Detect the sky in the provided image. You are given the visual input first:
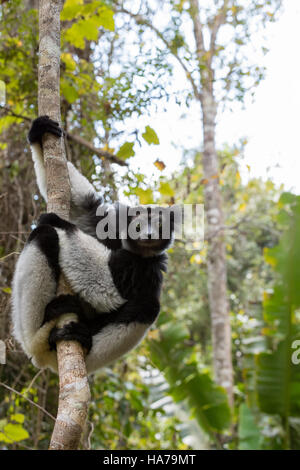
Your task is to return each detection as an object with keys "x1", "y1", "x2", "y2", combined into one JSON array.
[{"x1": 130, "y1": 0, "x2": 300, "y2": 194}]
